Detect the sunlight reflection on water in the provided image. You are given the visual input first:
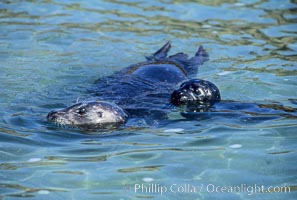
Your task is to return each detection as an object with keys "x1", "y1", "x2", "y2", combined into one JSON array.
[{"x1": 0, "y1": 0, "x2": 297, "y2": 199}]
